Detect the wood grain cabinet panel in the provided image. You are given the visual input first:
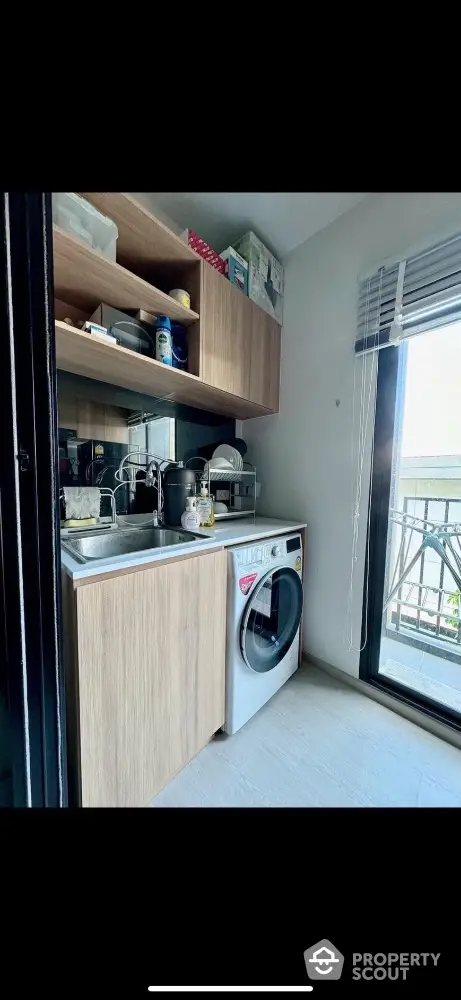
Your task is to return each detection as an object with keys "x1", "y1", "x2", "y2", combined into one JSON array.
[
  {"x1": 199, "y1": 262, "x2": 250, "y2": 401},
  {"x1": 199, "y1": 263, "x2": 281, "y2": 412},
  {"x1": 72, "y1": 549, "x2": 227, "y2": 807},
  {"x1": 244, "y1": 294, "x2": 281, "y2": 412}
]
